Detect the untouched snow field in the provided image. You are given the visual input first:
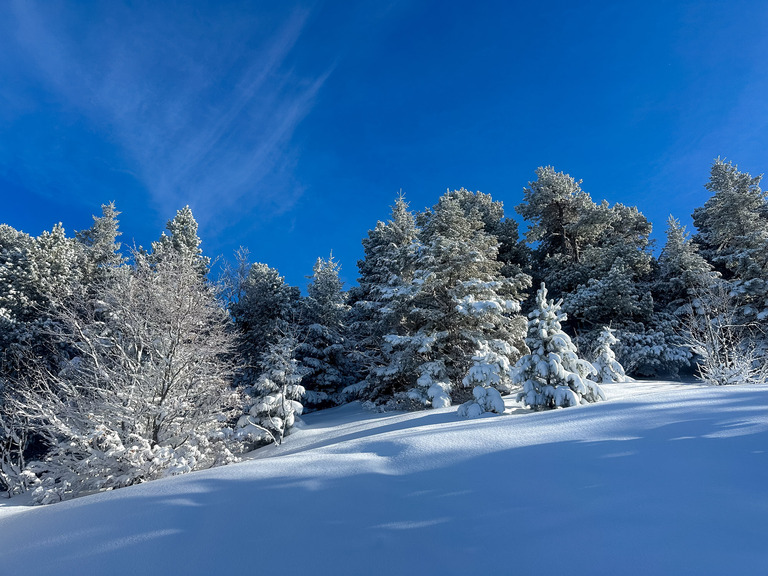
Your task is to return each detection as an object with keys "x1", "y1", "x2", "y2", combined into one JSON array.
[{"x1": 1, "y1": 380, "x2": 767, "y2": 575}]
